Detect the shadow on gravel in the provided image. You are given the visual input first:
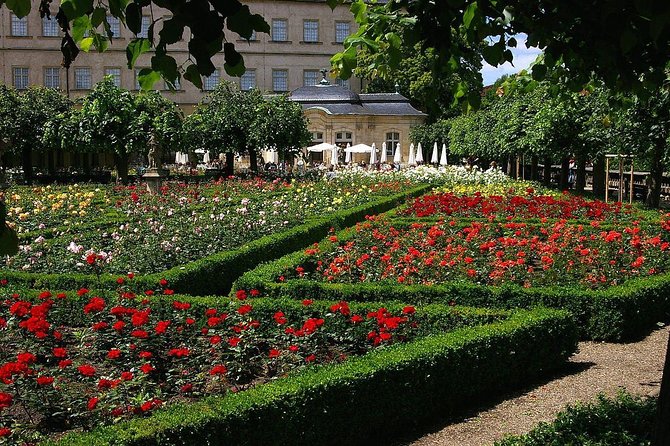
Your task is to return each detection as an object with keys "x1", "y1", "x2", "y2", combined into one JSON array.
[{"x1": 388, "y1": 361, "x2": 596, "y2": 446}]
